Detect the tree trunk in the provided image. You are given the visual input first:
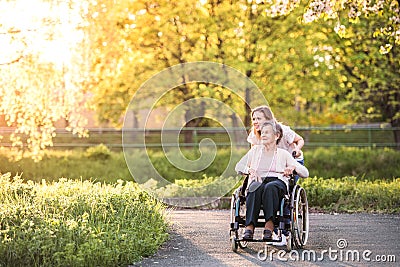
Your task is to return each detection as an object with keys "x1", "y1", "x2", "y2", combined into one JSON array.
[
  {"x1": 230, "y1": 112, "x2": 239, "y2": 146},
  {"x1": 391, "y1": 118, "x2": 400, "y2": 150},
  {"x1": 183, "y1": 101, "x2": 206, "y2": 144},
  {"x1": 244, "y1": 87, "x2": 251, "y2": 128}
]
